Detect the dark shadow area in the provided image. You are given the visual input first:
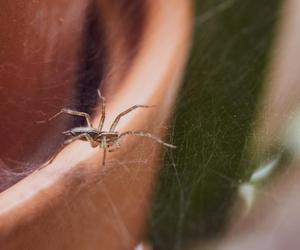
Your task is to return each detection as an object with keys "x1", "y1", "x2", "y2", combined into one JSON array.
[{"x1": 74, "y1": 2, "x2": 106, "y2": 124}]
